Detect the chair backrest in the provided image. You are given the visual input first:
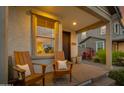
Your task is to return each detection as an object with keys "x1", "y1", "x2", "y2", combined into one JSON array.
[
  {"x1": 54, "y1": 51, "x2": 66, "y2": 70},
  {"x1": 14, "y1": 51, "x2": 35, "y2": 74},
  {"x1": 55, "y1": 51, "x2": 65, "y2": 61}
]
